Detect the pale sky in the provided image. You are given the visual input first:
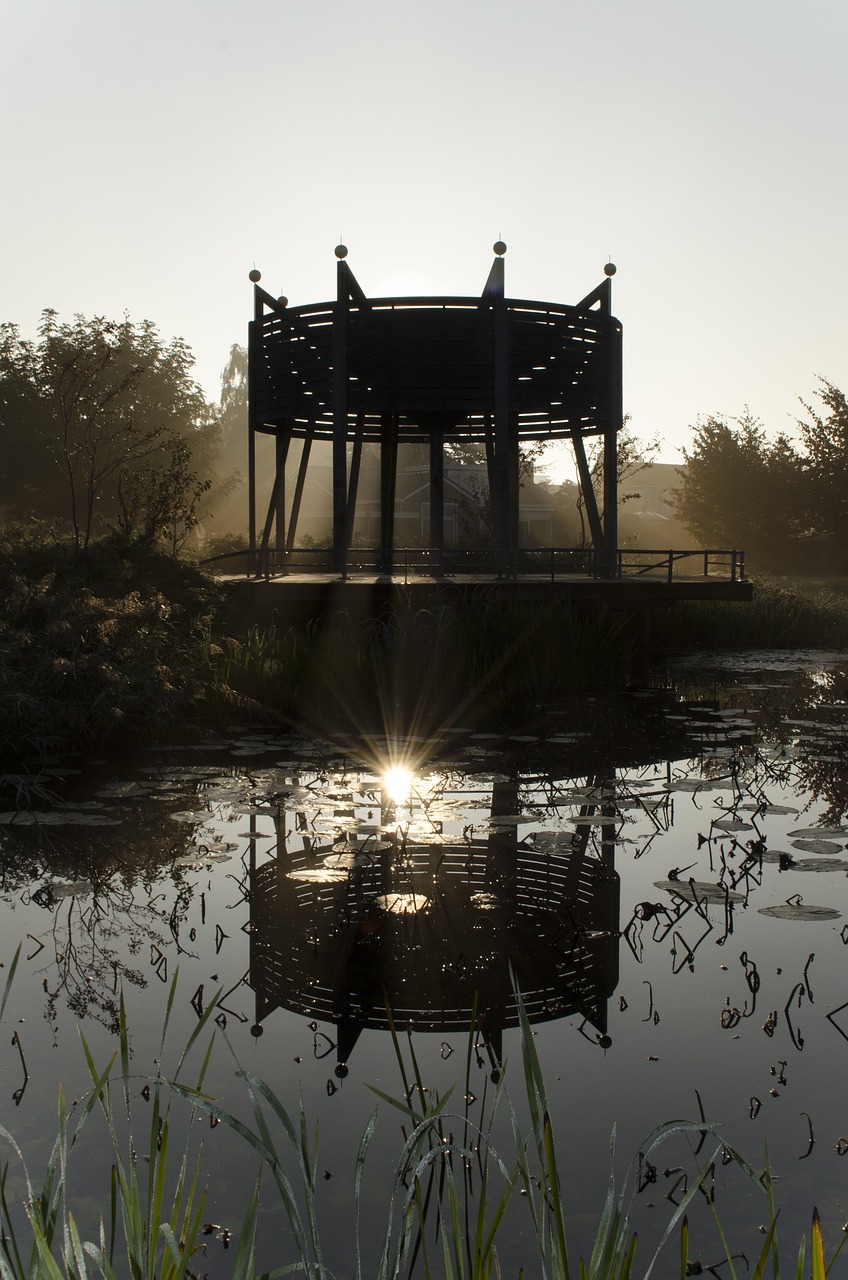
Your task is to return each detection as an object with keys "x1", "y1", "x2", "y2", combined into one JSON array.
[{"x1": 3, "y1": 0, "x2": 846, "y2": 480}]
